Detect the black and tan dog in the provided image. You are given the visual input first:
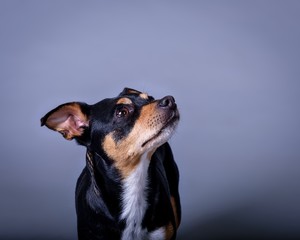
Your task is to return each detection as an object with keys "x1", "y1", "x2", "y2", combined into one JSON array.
[{"x1": 41, "y1": 88, "x2": 181, "y2": 240}]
